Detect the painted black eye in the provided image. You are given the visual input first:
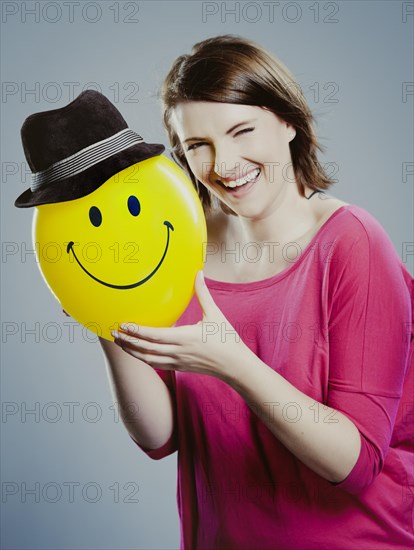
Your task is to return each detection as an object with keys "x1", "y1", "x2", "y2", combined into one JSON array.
[
  {"x1": 128, "y1": 195, "x2": 140, "y2": 216},
  {"x1": 89, "y1": 206, "x2": 102, "y2": 227}
]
